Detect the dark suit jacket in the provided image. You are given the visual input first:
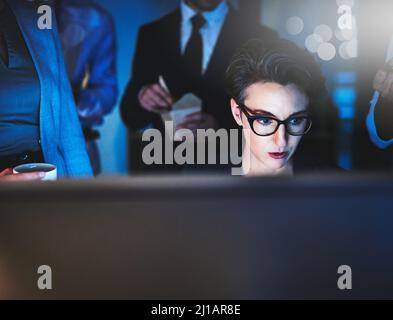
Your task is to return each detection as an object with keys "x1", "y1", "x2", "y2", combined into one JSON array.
[{"x1": 120, "y1": 7, "x2": 277, "y2": 132}]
